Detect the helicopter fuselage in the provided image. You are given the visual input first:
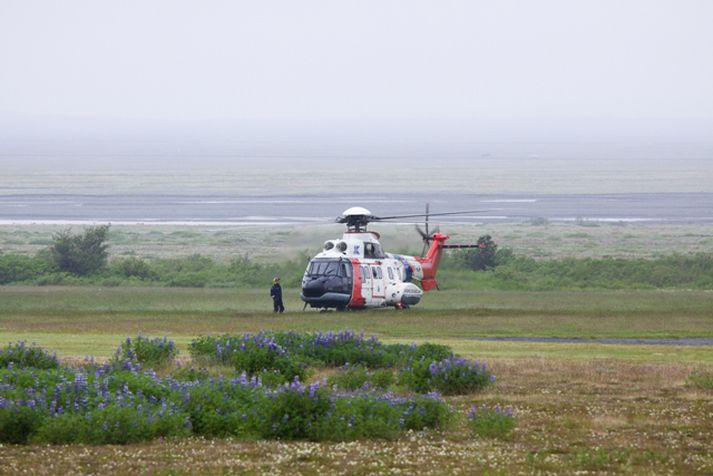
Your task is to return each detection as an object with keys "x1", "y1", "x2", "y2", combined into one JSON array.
[{"x1": 300, "y1": 230, "x2": 444, "y2": 310}]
